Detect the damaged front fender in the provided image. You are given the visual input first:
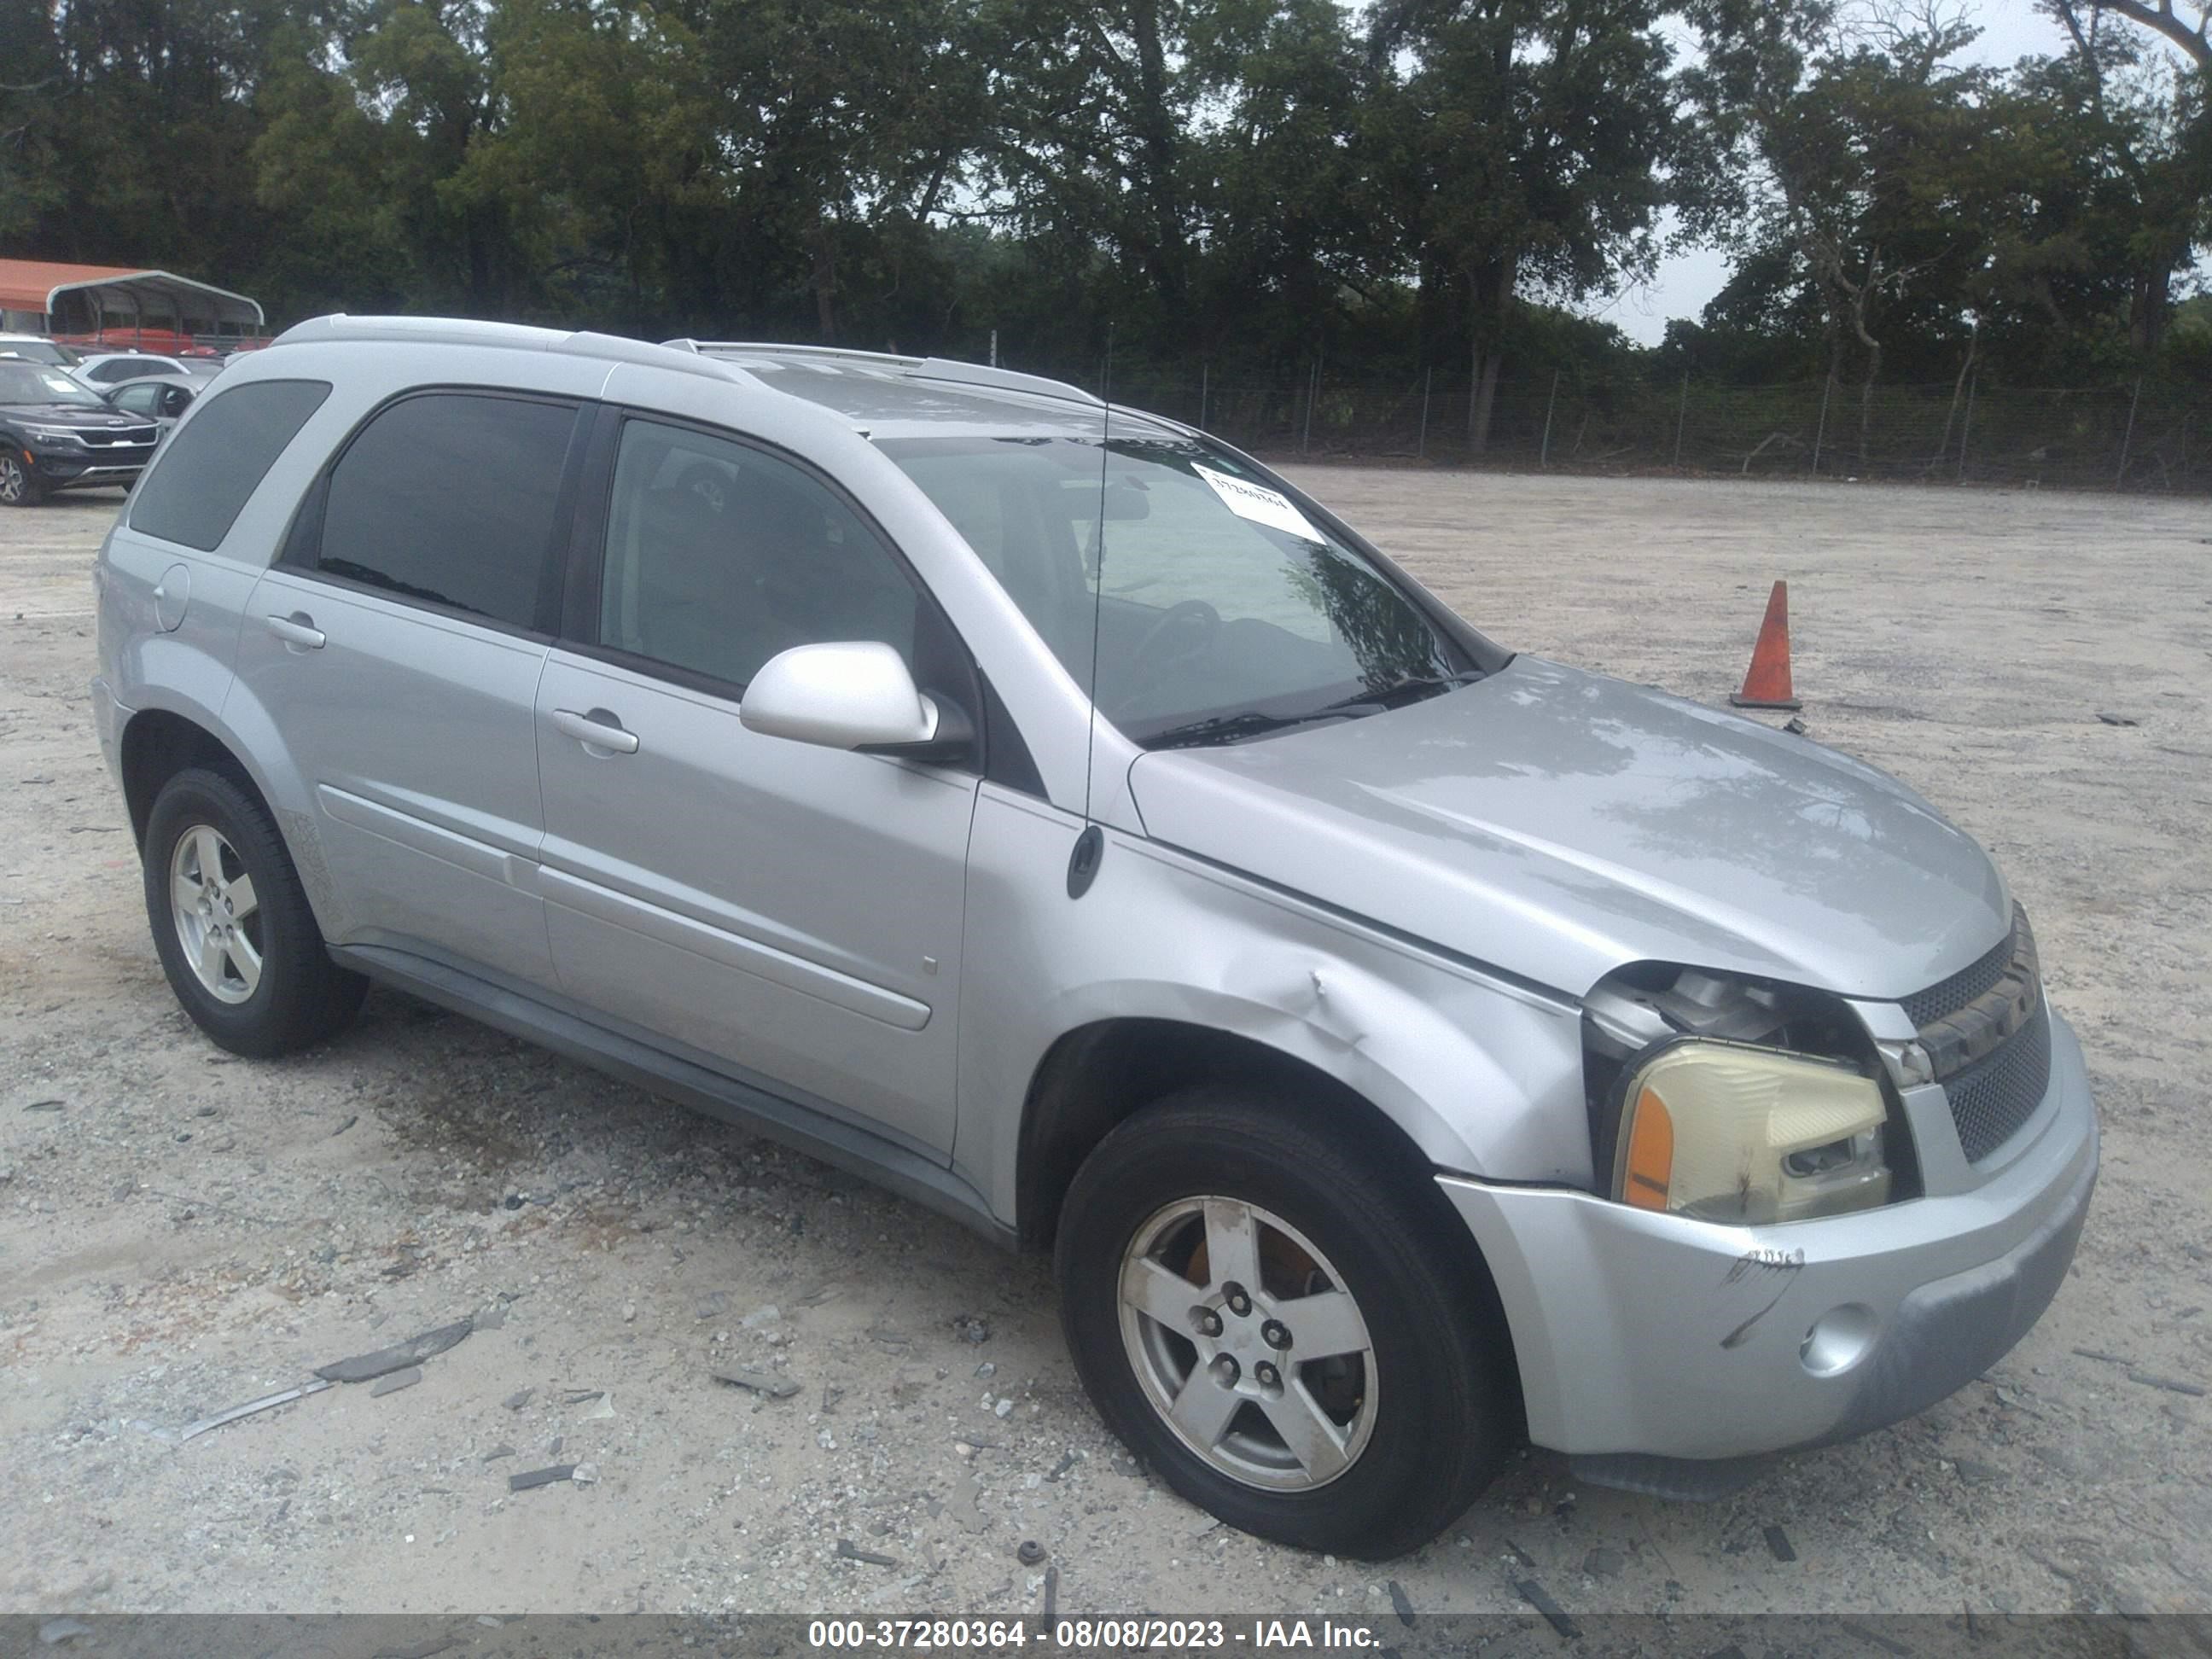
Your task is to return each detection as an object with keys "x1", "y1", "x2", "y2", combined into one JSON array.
[{"x1": 955, "y1": 786, "x2": 1592, "y2": 1230}]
